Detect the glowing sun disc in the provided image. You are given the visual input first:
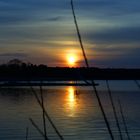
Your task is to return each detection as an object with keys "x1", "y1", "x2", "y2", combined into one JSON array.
[{"x1": 67, "y1": 55, "x2": 76, "y2": 66}]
